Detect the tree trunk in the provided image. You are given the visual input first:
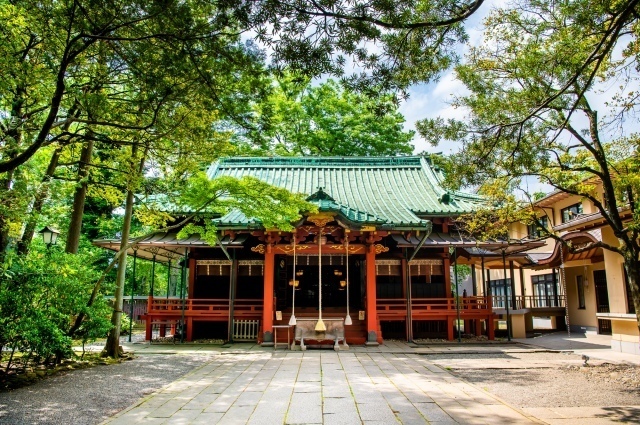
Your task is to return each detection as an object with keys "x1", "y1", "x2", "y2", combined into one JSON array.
[
  {"x1": 623, "y1": 252, "x2": 640, "y2": 335},
  {"x1": 0, "y1": 171, "x2": 14, "y2": 261},
  {"x1": 103, "y1": 185, "x2": 134, "y2": 358},
  {"x1": 66, "y1": 139, "x2": 94, "y2": 254},
  {"x1": 104, "y1": 143, "x2": 146, "y2": 358},
  {"x1": 16, "y1": 147, "x2": 62, "y2": 255}
]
